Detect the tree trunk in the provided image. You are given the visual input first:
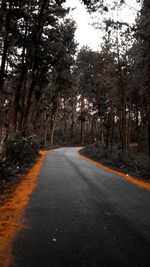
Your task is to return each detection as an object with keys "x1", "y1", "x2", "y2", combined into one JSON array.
[
  {"x1": 117, "y1": 35, "x2": 127, "y2": 150},
  {"x1": 135, "y1": 90, "x2": 140, "y2": 149},
  {"x1": 71, "y1": 110, "x2": 74, "y2": 145},
  {"x1": 80, "y1": 96, "x2": 85, "y2": 146},
  {"x1": 147, "y1": 90, "x2": 150, "y2": 156},
  {"x1": 91, "y1": 115, "x2": 95, "y2": 142},
  {"x1": 101, "y1": 119, "x2": 105, "y2": 144},
  {"x1": 127, "y1": 108, "x2": 131, "y2": 148},
  {"x1": 44, "y1": 119, "x2": 49, "y2": 147},
  {"x1": 111, "y1": 113, "x2": 114, "y2": 149},
  {"x1": 17, "y1": 72, "x2": 28, "y2": 131},
  {"x1": 21, "y1": 0, "x2": 50, "y2": 135},
  {"x1": 14, "y1": 20, "x2": 29, "y2": 132},
  {"x1": 50, "y1": 97, "x2": 60, "y2": 146},
  {"x1": 63, "y1": 111, "x2": 67, "y2": 144},
  {"x1": 0, "y1": 101, "x2": 14, "y2": 159},
  {"x1": 21, "y1": 78, "x2": 36, "y2": 135},
  {"x1": 0, "y1": 32, "x2": 8, "y2": 95},
  {"x1": 106, "y1": 112, "x2": 110, "y2": 148},
  {"x1": 0, "y1": 123, "x2": 9, "y2": 159},
  {"x1": 0, "y1": 1, "x2": 12, "y2": 95},
  {"x1": 0, "y1": 0, "x2": 6, "y2": 35},
  {"x1": 81, "y1": 120, "x2": 85, "y2": 146}
]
